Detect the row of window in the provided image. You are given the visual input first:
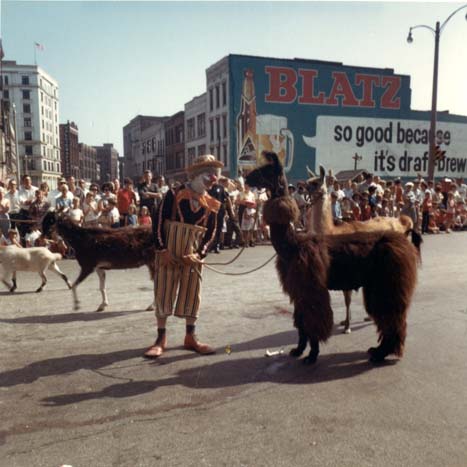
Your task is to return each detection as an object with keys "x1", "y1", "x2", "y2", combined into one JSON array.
[
  {"x1": 142, "y1": 138, "x2": 165, "y2": 156},
  {"x1": 186, "y1": 144, "x2": 207, "y2": 165},
  {"x1": 209, "y1": 114, "x2": 228, "y2": 142},
  {"x1": 209, "y1": 82, "x2": 227, "y2": 111},
  {"x1": 166, "y1": 124, "x2": 184, "y2": 146},
  {"x1": 186, "y1": 113, "x2": 206, "y2": 141}
]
